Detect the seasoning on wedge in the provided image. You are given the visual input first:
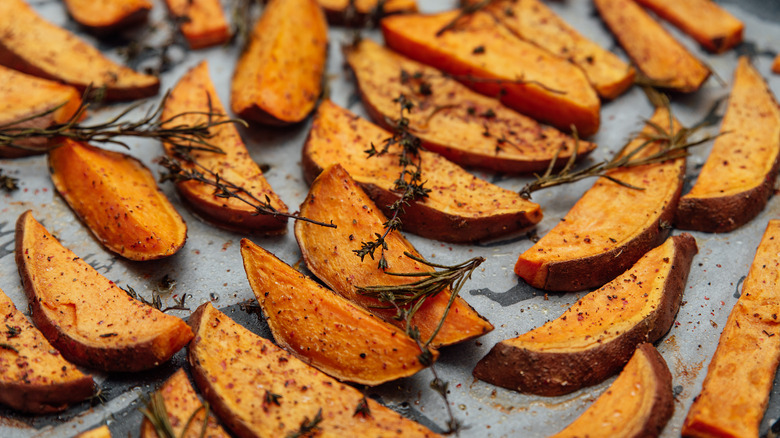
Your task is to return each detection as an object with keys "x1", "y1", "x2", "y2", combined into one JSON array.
[
  {"x1": 231, "y1": 0, "x2": 327, "y2": 125},
  {"x1": 241, "y1": 239, "x2": 434, "y2": 385},
  {"x1": 188, "y1": 303, "x2": 442, "y2": 438},
  {"x1": 594, "y1": 0, "x2": 710, "y2": 93},
  {"x1": 63, "y1": 0, "x2": 152, "y2": 33},
  {"x1": 479, "y1": 0, "x2": 635, "y2": 99},
  {"x1": 675, "y1": 57, "x2": 780, "y2": 233},
  {"x1": 162, "y1": 61, "x2": 288, "y2": 233},
  {"x1": 381, "y1": 10, "x2": 601, "y2": 136},
  {"x1": 303, "y1": 100, "x2": 542, "y2": 242},
  {"x1": 0, "y1": 0, "x2": 159, "y2": 101},
  {"x1": 0, "y1": 65, "x2": 82, "y2": 158},
  {"x1": 0, "y1": 286, "x2": 94, "y2": 414},
  {"x1": 49, "y1": 139, "x2": 187, "y2": 261},
  {"x1": 295, "y1": 164, "x2": 493, "y2": 348},
  {"x1": 515, "y1": 108, "x2": 686, "y2": 292},
  {"x1": 476, "y1": 234, "x2": 696, "y2": 396},
  {"x1": 163, "y1": 0, "x2": 230, "y2": 49},
  {"x1": 683, "y1": 220, "x2": 780, "y2": 438},
  {"x1": 344, "y1": 39, "x2": 595, "y2": 173},
  {"x1": 634, "y1": 0, "x2": 743, "y2": 53},
  {"x1": 140, "y1": 369, "x2": 229, "y2": 438},
  {"x1": 549, "y1": 344, "x2": 674, "y2": 438},
  {"x1": 317, "y1": 0, "x2": 417, "y2": 24},
  {"x1": 76, "y1": 425, "x2": 112, "y2": 438}
]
